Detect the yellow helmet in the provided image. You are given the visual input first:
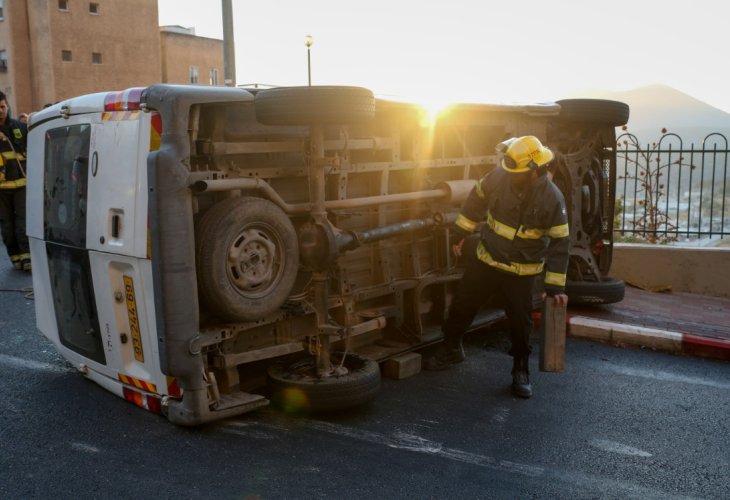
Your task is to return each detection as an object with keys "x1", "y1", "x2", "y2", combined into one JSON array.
[{"x1": 498, "y1": 136, "x2": 554, "y2": 174}]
